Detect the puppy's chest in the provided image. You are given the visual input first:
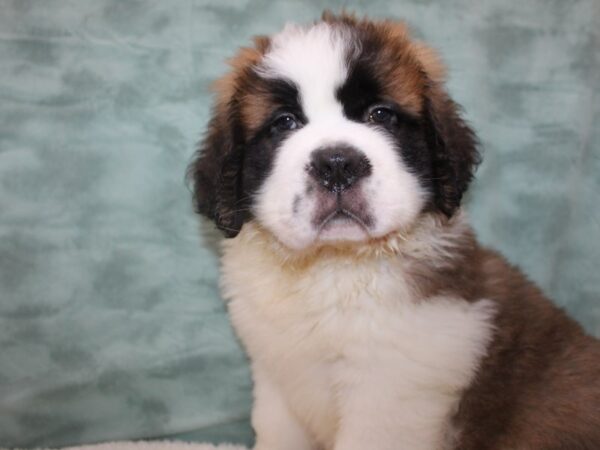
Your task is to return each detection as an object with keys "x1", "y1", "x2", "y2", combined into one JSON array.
[
  {"x1": 224, "y1": 252, "x2": 410, "y2": 359},
  {"x1": 224, "y1": 256, "x2": 476, "y2": 373},
  {"x1": 220, "y1": 235, "x2": 494, "y2": 449},
  {"x1": 223, "y1": 254, "x2": 414, "y2": 442}
]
